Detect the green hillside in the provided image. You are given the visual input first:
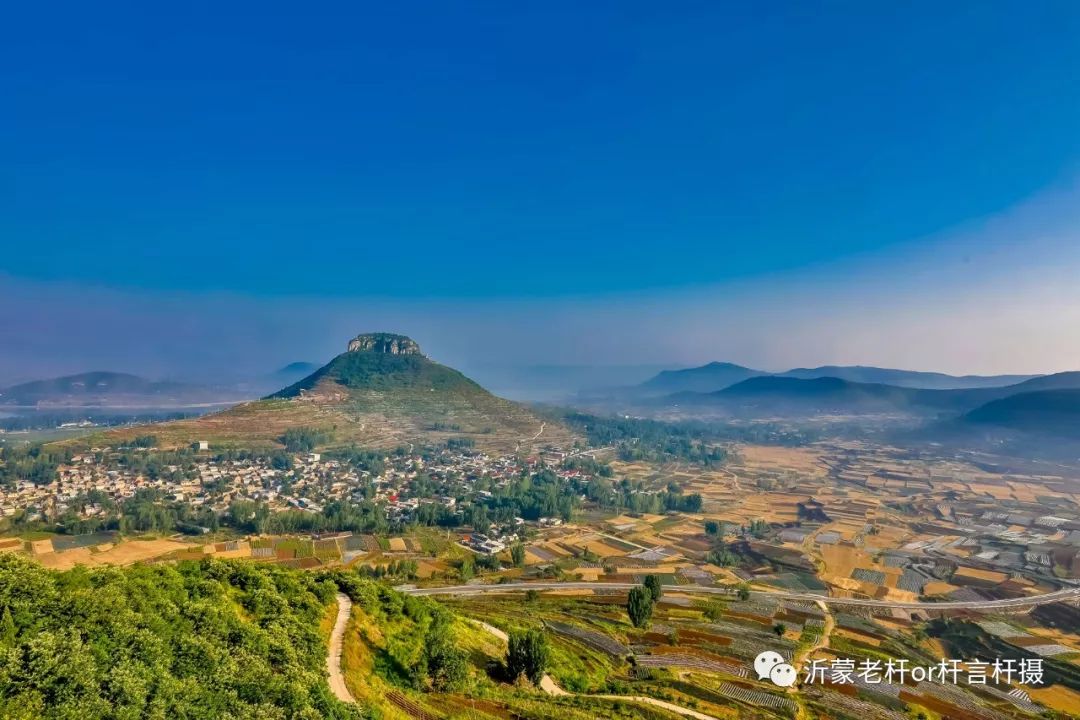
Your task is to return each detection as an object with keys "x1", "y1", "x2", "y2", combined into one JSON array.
[
  {"x1": 271, "y1": 343, "x2": 480, "y2": 397},
  {"x1": 0, "y1": 554, "x2": 360, "y2": 720}
]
